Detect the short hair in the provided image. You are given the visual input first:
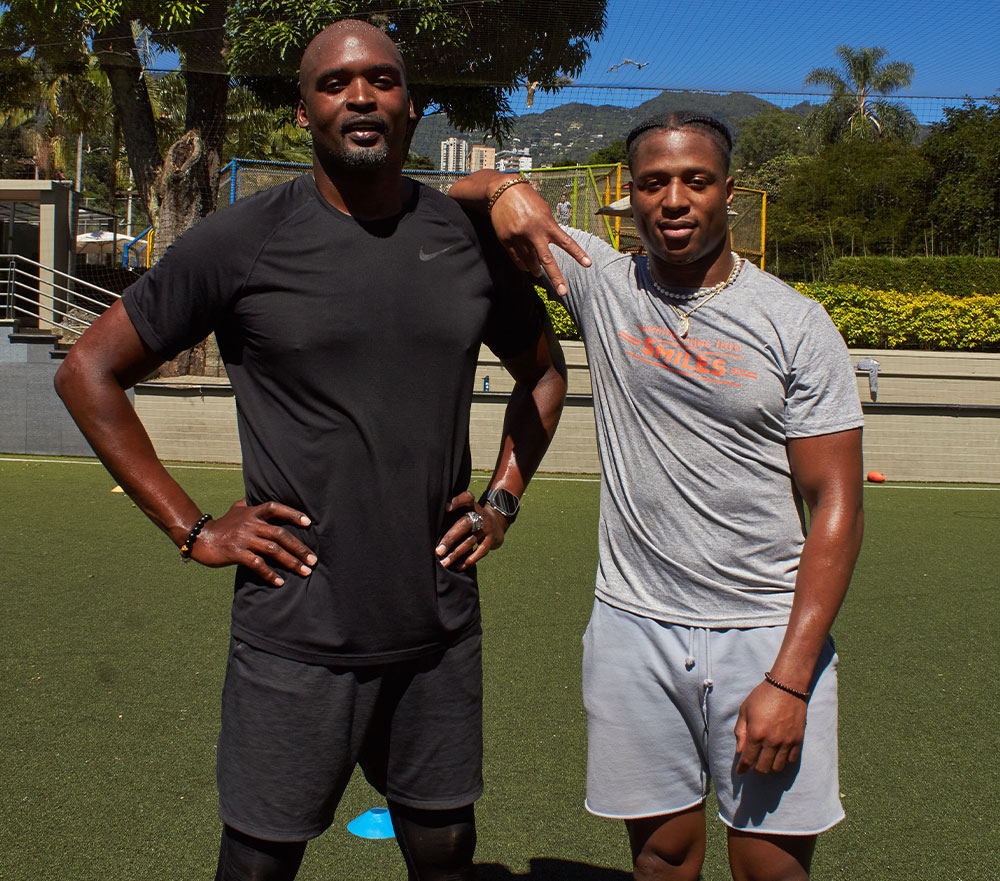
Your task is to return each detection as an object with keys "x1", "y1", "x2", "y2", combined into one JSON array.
[
  {"x1": 625, "y1": 112, "x2": 733, "y2": 172},
  {"x1": 298, "y1": 19, "x2": 407, "y2": 98}
]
